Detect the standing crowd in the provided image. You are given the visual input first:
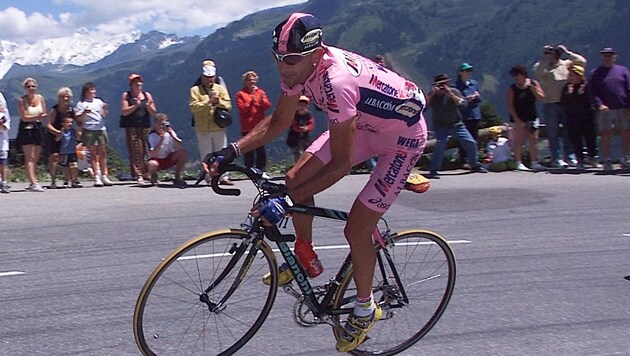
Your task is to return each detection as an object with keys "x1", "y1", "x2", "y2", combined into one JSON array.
[
  {"x1": 427, "y1": 45, "x2": 629, "y2": 176},
  {"x1": 1, "y1": 42, "x2": 629, "y2": 194}
]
